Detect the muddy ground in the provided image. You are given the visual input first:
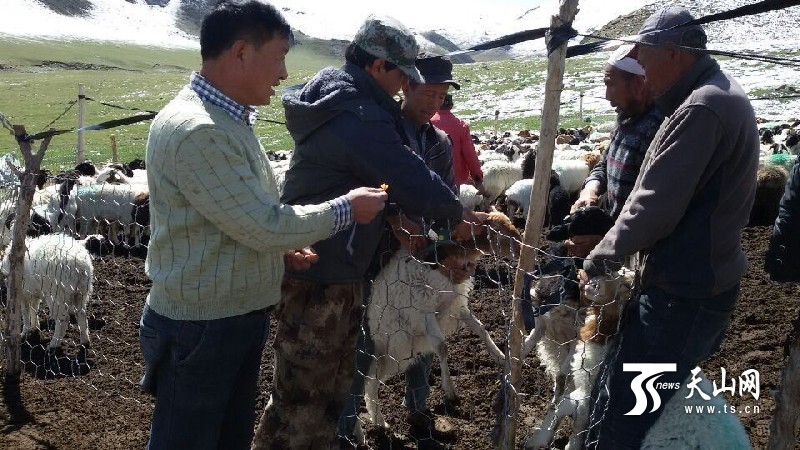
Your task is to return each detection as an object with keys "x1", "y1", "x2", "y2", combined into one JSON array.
[{"x1": 0, "y1": 225, "x2": 797, "y2": 449}]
